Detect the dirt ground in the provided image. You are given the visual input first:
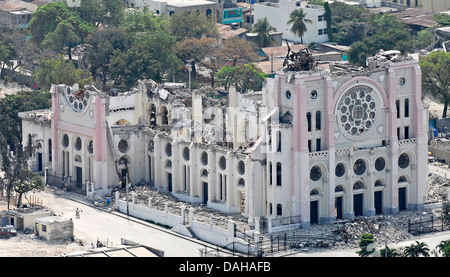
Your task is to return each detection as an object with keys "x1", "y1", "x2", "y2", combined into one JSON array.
[{"x1": 0, "y1": 200, "x2": 89, "y2": 257}]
